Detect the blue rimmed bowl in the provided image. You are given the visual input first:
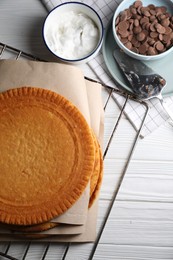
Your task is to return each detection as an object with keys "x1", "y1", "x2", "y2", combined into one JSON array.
[{"x1": 43, "y1": 2, "x2": 104, "y2": 64}]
